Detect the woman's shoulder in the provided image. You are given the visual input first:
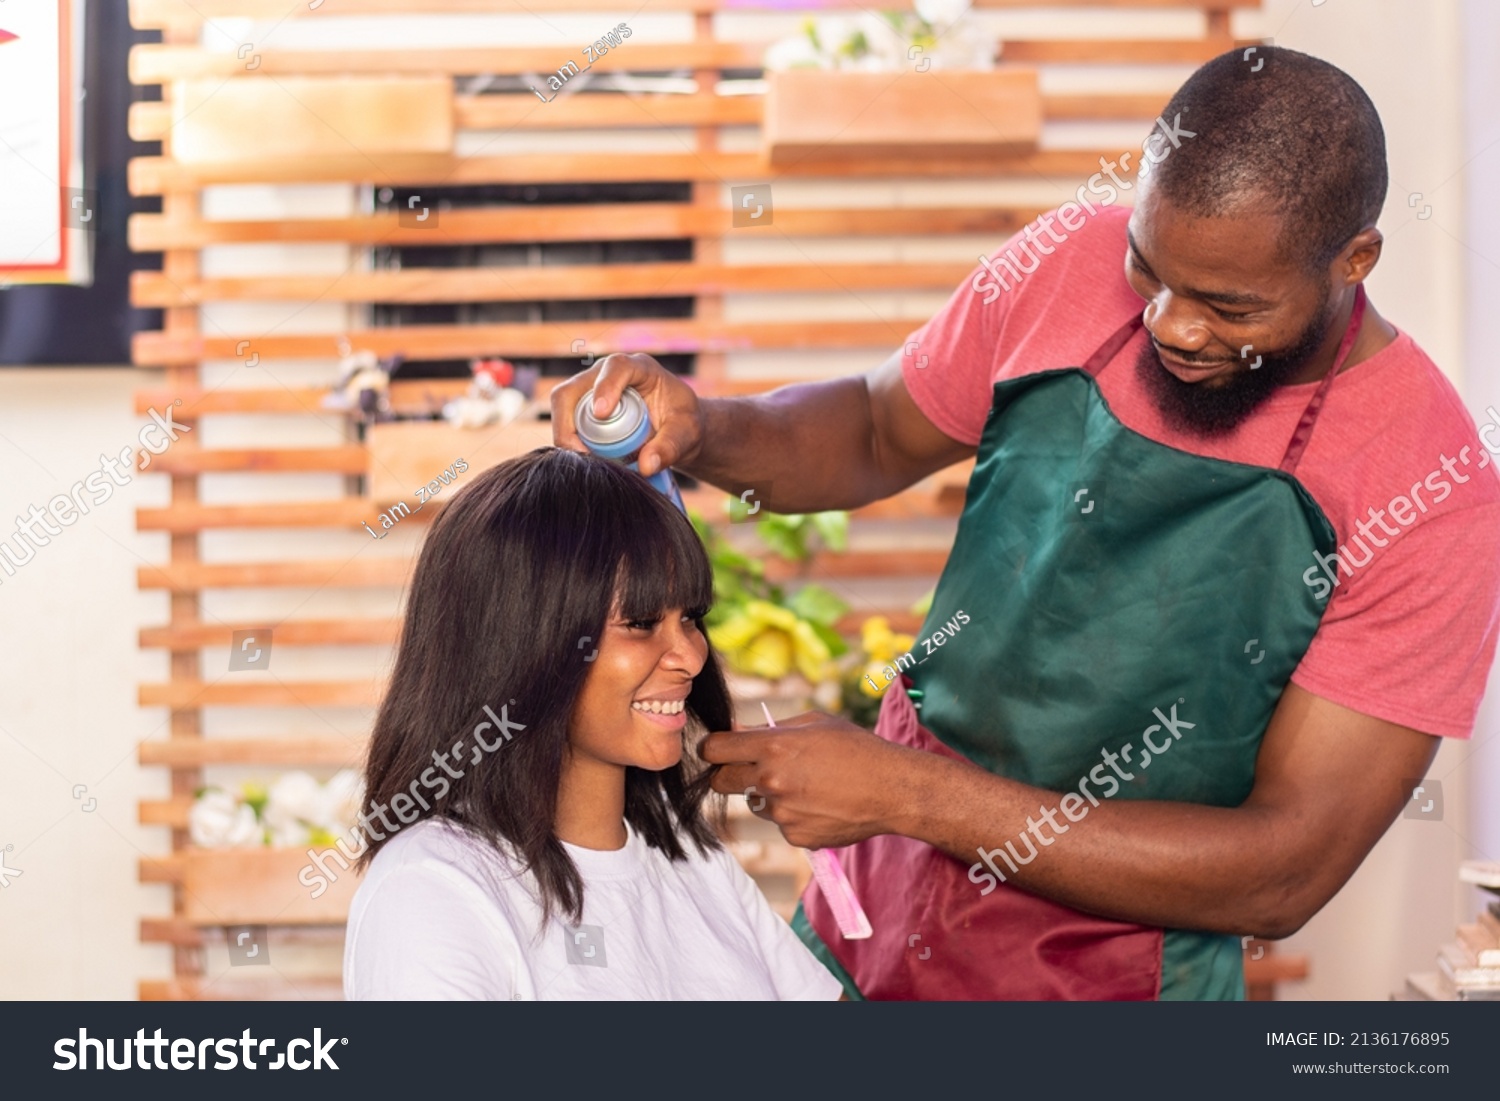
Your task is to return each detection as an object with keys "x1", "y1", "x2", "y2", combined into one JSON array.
[
  {"x1": 345, "y1": 820, "x2": 534, "y2": 1000},
  {"x1": 354, "y1": 818, "x2": 534, "y2": 919}
]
